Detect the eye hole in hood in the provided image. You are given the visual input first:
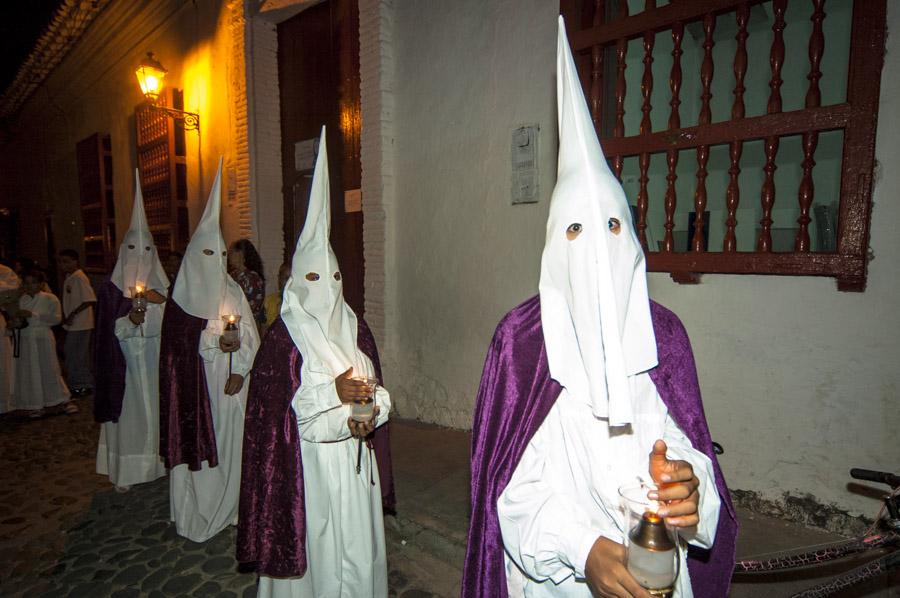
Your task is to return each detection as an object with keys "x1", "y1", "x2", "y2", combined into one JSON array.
[
  {"x1": 608, "y1": 218, "x2": 621, "y2": 235},
  {"x1": 566, "y1": 223, "x2": 582, "y2": 241}
]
